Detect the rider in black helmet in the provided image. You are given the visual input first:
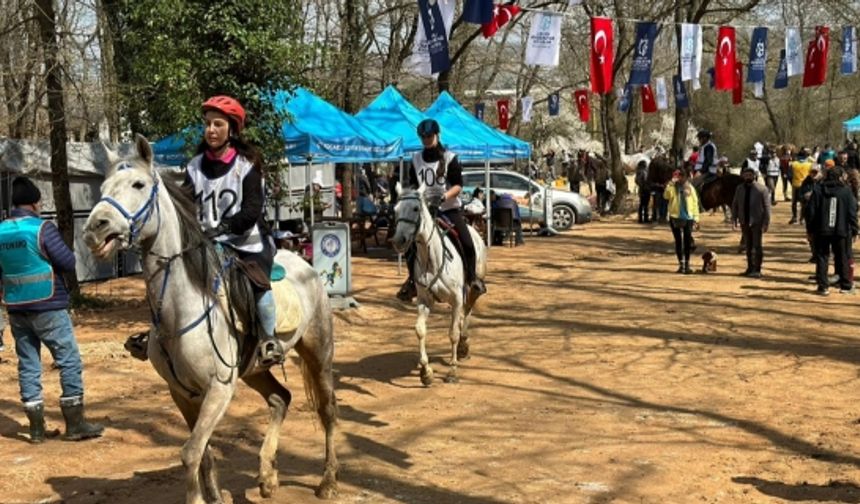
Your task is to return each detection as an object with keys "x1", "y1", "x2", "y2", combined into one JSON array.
[{"x1": 396, "y1": 118, "x2": 486, "y2": 301}]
